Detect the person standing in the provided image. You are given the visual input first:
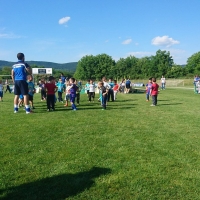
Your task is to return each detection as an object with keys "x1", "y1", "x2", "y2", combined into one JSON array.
[
  {"x1": 145, "y1": 78, "x2": 152, "y2": 102},
  {"x1": 5, "y1": 79, "x2": 11, "y2": 93},
  {"x1": 69, "y1": 78, "x2": 78, "y2": 111},
  {"x1": 27, "y1": 75, "x2": 36, "y2": 109},
  {"x1": 0, "y1": 80, "x2": 4, "y2": 101},
  {"x1": 88, "y1": 79, "x2": 96, "y2": 102},
  {"x1": 45, "y1": 76, "x2": 57, "y2": 111},
  {"x1": 39, "y1": 79, "x2": 46, "y2": 101},
  {"x1": 150, "y1": 78, "x2": 159, "y2": 106},
  {"x1": 11, "y1": 53, "x2": 32, "y2": 114},
  {"x1": 160, "y1": 75, "x2": 166, "y2": 90},
  {"x1": 125, "y1": 78, "x2": 131, "y2": 94},
  {"x1": 98, "y1": 81, "x2": 108, "y2": 110},
  {"x1": 56, "y1": 78, "x2": 65, "y2": 103},
  {"x1": 108, "y1": 78, "x2": 114, "y2": 102},
  {"x1": 60, "y1": 73, "x2": 66, "y2": 84},
  {"x1": 113, "y1": 80, "x2": 120, "y2": 101}
]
